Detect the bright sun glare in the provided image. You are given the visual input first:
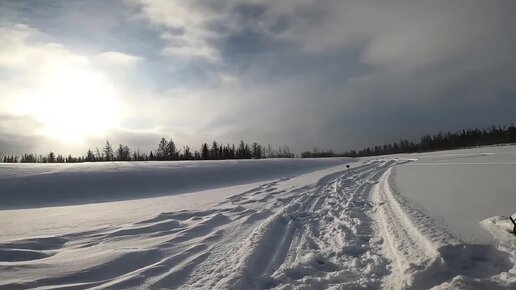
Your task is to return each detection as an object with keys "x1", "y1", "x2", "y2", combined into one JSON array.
[{"x1": 18, "y1": 67, "x2": 118, "y2": 142}]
